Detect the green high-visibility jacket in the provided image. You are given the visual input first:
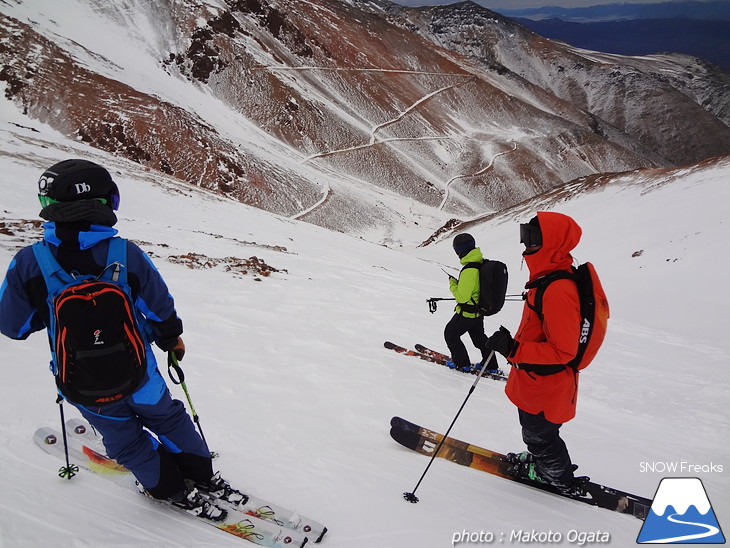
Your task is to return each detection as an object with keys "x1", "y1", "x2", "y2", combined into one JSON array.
[{"x1": 449, "y1": 247, "x2": 483, "y2": 318}]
